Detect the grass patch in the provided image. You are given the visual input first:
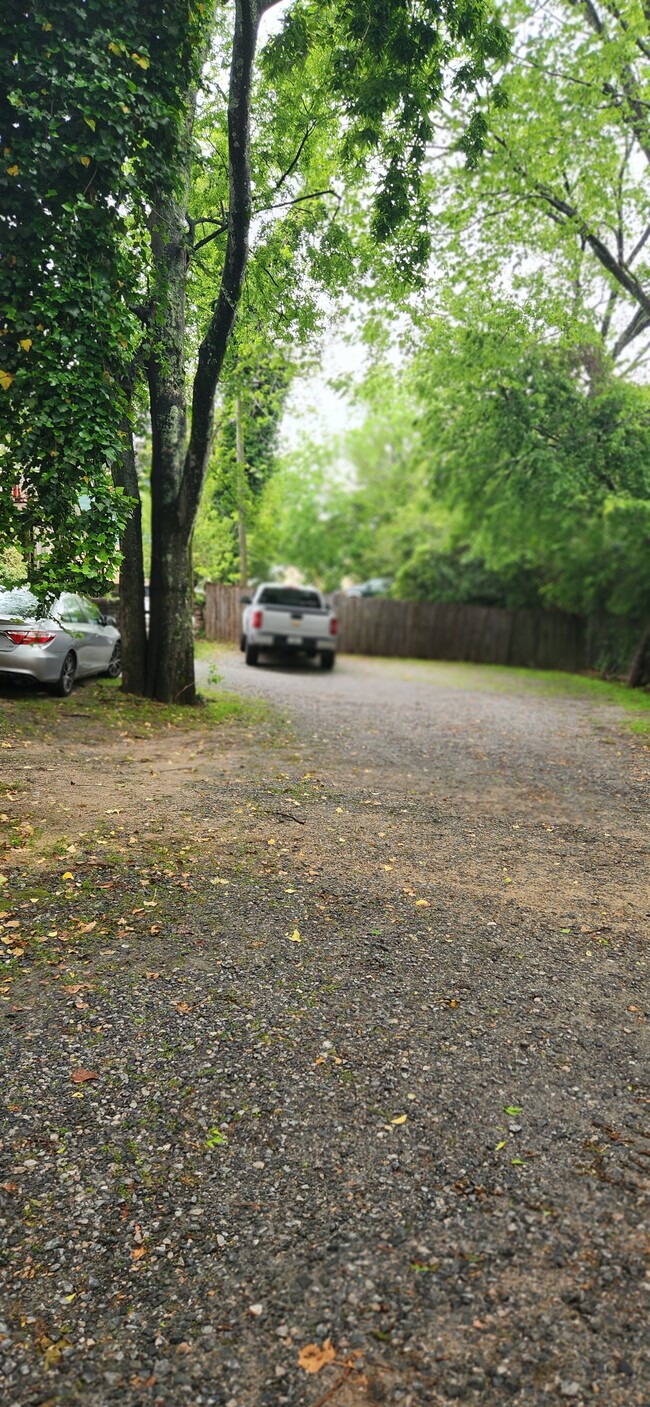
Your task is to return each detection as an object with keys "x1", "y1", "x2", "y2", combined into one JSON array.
[
  {"x1": 0, "y1": 673, "x2": 272, "y2": 744},
  {"x1": 381, "y1": 657, "x2": 650, "y2": 713}
]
